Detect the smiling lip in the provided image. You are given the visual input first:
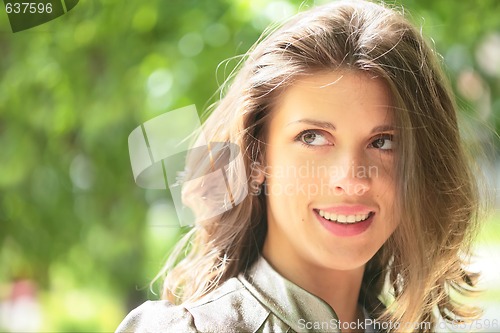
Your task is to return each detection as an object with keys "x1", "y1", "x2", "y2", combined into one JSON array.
[
  {"x1": 313, "y1": 206, "x2": 375, "y2": 237},
  {"x1": 316, "y1": 204, "x2": 374, "y2": 215}
]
